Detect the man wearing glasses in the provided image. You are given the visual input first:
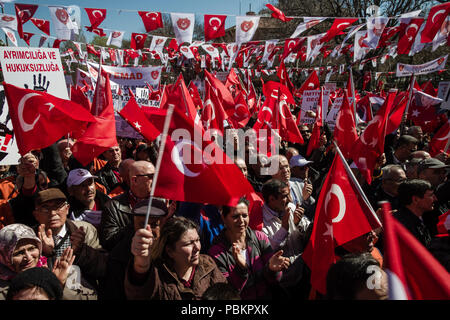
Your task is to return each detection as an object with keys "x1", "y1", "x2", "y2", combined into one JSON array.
[
  {"x1": 32, "y1": 188, "x2": 108, "y2": 298},
  {"x1": 100, "y1": 161, "x2": 155, "y2": 251}
]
